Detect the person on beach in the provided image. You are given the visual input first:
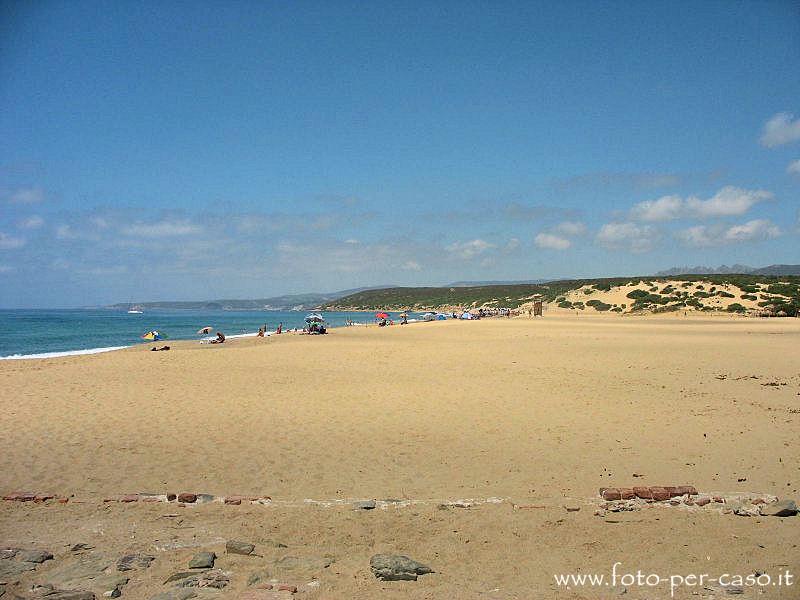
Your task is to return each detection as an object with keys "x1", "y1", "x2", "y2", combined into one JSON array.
[
  {"x1": 277, "y1": 323, "x2": 282, "y2": 334},
  {"x1": 211, "y1": 331, "x2": 225, "y2": 344},
  {"x1": 257, "y1": 327, "x2": 265, "y2": 337}
]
